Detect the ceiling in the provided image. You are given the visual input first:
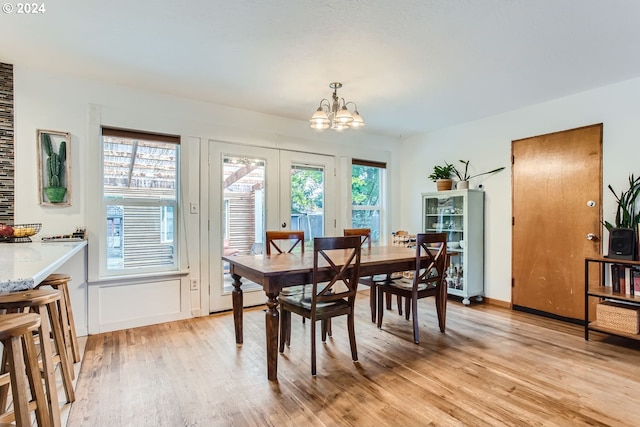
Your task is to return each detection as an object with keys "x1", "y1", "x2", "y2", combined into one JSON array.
[{"x1": 2, "y1": 0, "x2": 640, "y2": 138}]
